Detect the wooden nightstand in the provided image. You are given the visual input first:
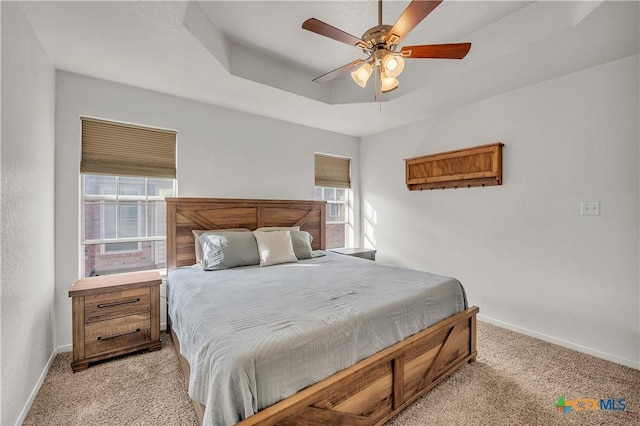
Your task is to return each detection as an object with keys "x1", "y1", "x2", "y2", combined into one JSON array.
[
  {"x1": 69, "y1": 270, "x2": 162, "y2": 372},
  {"x1": 330, "y1": 247, "x2": 377, "y2": 261}
]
